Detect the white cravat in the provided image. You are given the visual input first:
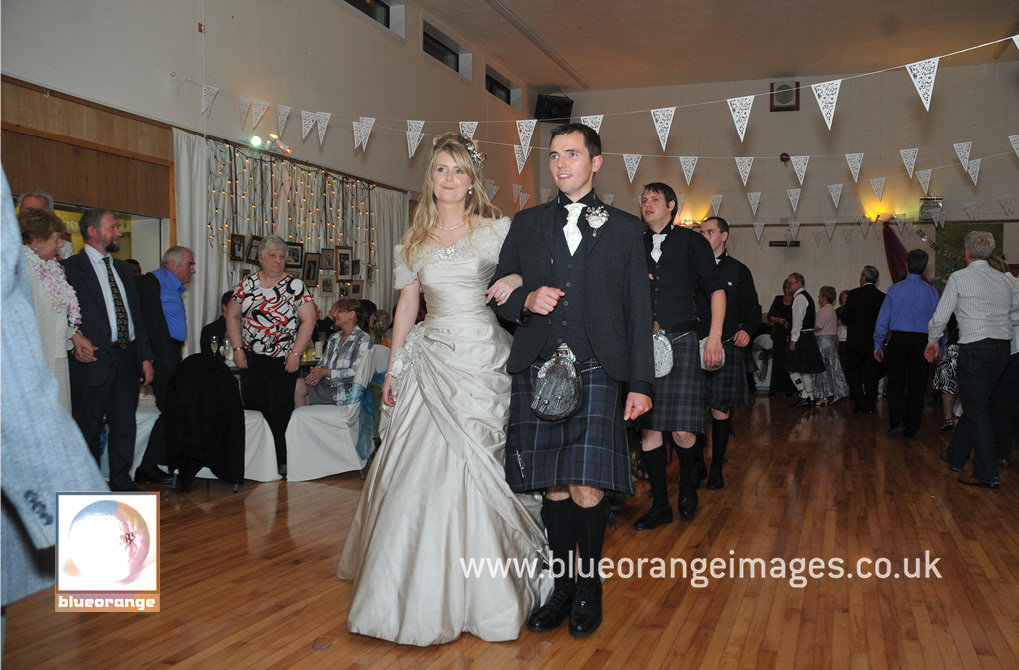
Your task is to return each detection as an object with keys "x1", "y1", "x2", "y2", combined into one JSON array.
[
  {"x1": 650, "y1": 233, "x2": 667, "y2": 262},
  {"x1": 563, "y1": 202, "x2": 585, "y2": 255}
]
